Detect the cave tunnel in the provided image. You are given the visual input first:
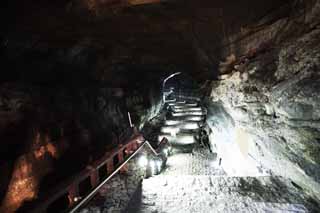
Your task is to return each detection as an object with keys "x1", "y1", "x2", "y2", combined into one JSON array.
[{"x1": 1, "y1": 0, "x2": 320, "y2": 212}]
